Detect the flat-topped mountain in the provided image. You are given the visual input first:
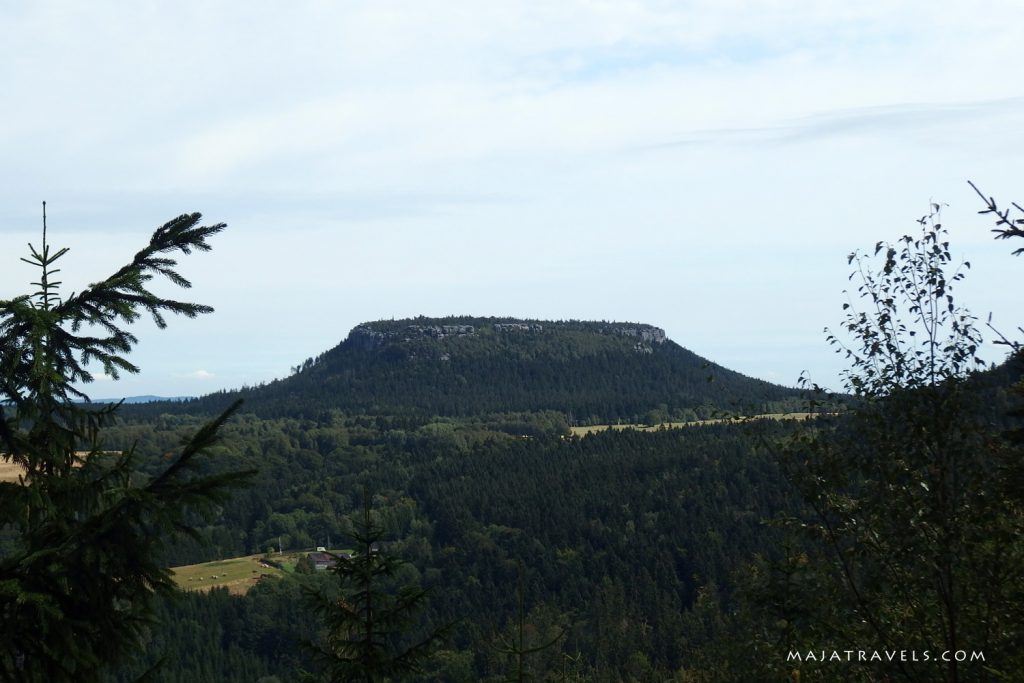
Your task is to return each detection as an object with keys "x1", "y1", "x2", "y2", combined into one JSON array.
[{"x1": 142, "y1": 316, "x2": 804, "y2": 421}]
